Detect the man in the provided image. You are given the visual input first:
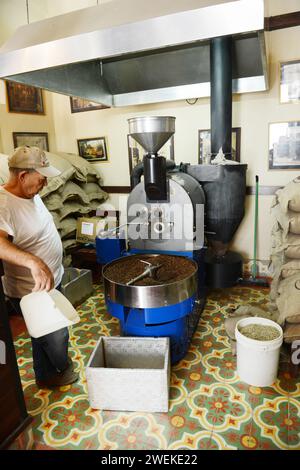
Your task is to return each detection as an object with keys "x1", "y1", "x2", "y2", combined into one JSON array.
[{"x1": 0, "y1": 146, "x2": 78, "y2": 388}]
